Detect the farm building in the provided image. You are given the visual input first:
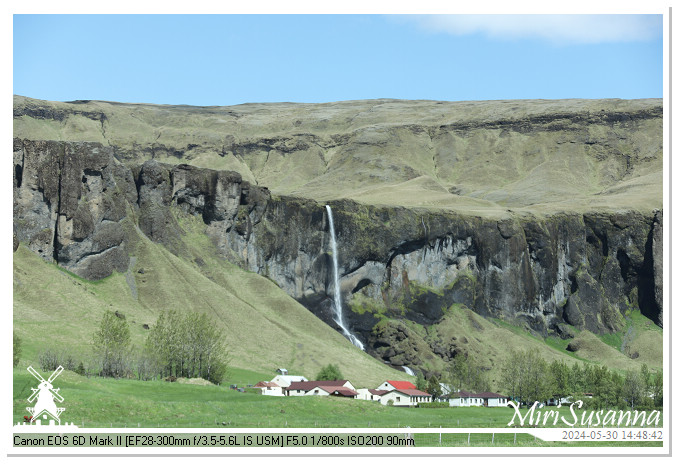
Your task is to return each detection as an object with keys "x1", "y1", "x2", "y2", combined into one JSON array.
[
  {"x1": 368, "y1": 380, "x2": 432, "y2": 406},
  {"x1": 306, "y1": 385, "x2": 358, "y2": 398},
  {"x1": 376, "y1": 380, "x2": 417, "y2": 391},
  {"x1": 379, "y1": 388, "x2": 432, "y2": 407},
  {"x1": 448, "y1": 391, "x2": 510, "y2": 407},
  {"x1": 270, "y1": 374, "x2": 308, "y2": 388},
  {"x1": 253, "y1": 381, "x2": 284, "y2": 396},
  {"x1": 285, "y1": 380, "x2": 357, "y2": 397},
  {"x1": 356, "y1": 389, "x2": 389, "y2": 401}
]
